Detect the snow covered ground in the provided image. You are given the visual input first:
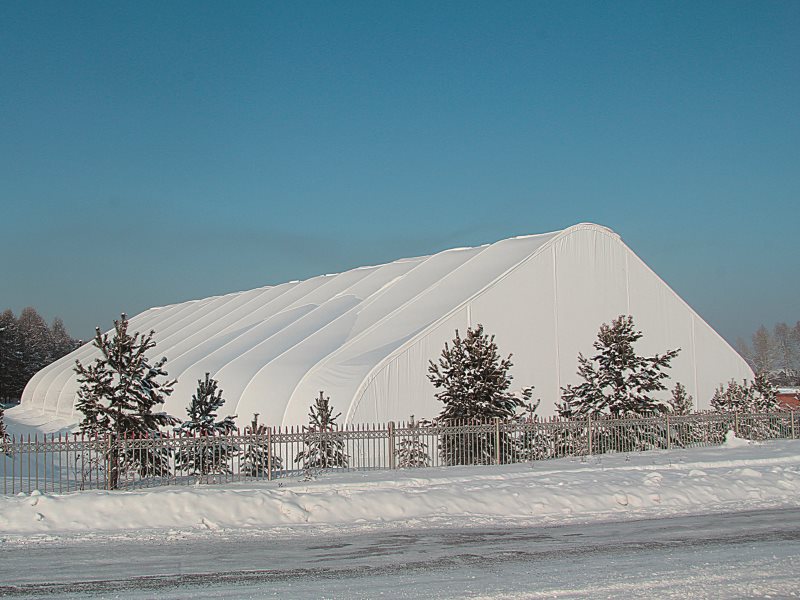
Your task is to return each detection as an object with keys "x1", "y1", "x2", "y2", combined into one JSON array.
[
  {"x1": 2, "y1": 434, "x2": 799, "y2": 541},
  {"x1": 2, "y1": 436, "x2": 799, "y2": 597}
]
